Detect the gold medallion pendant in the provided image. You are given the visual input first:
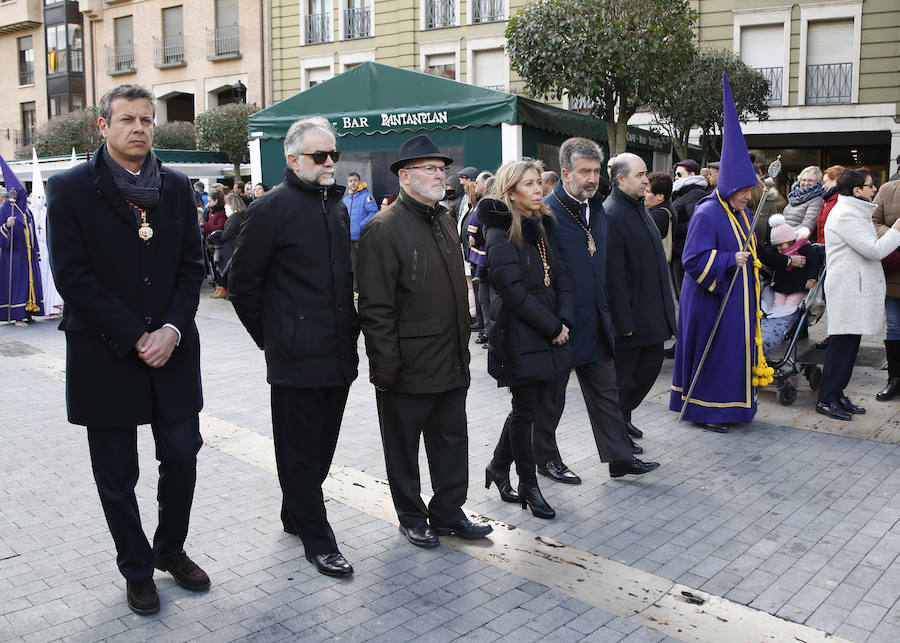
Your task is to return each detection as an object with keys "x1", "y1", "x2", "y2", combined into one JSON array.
[
  {"x1": 138, "y1": 223, "x2": 154, "y2": 240},
  {"x1": 587, "y1": 235, "x2": 596, "y2": 256},
  {"x1": 543, "y1": 274, "x2": 551, "y2": 287}
]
